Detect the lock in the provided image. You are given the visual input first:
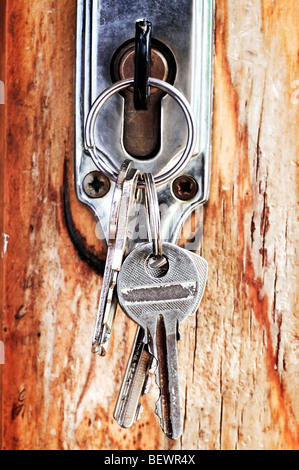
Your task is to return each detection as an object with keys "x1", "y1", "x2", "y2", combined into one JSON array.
[
  {"x1": 111, "y1": 35, "x2": 177, "y2": 159},
  {"x1": 75, "y1": 0, "x2": 214, "y2": 245},
  {"x1": 74, "y1": 1, "x2": 214, "y2": 436}
]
